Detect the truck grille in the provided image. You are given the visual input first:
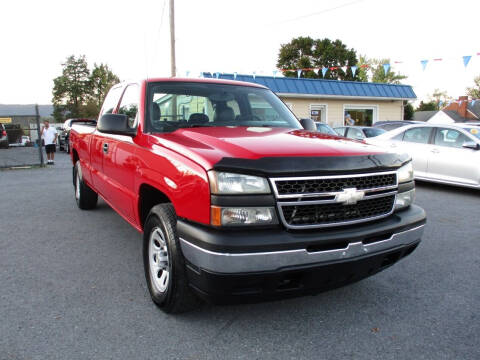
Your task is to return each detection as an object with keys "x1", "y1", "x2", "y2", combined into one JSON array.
[
  {"x1": 275, "y1": 173, "x2": 396, "y2": 195},
  {"x1": 271, "y1": 172, "x2": 398, "y2": 229},
  {"x1": 282, "y1": 195, "x2": 395, "y2": 226}
]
